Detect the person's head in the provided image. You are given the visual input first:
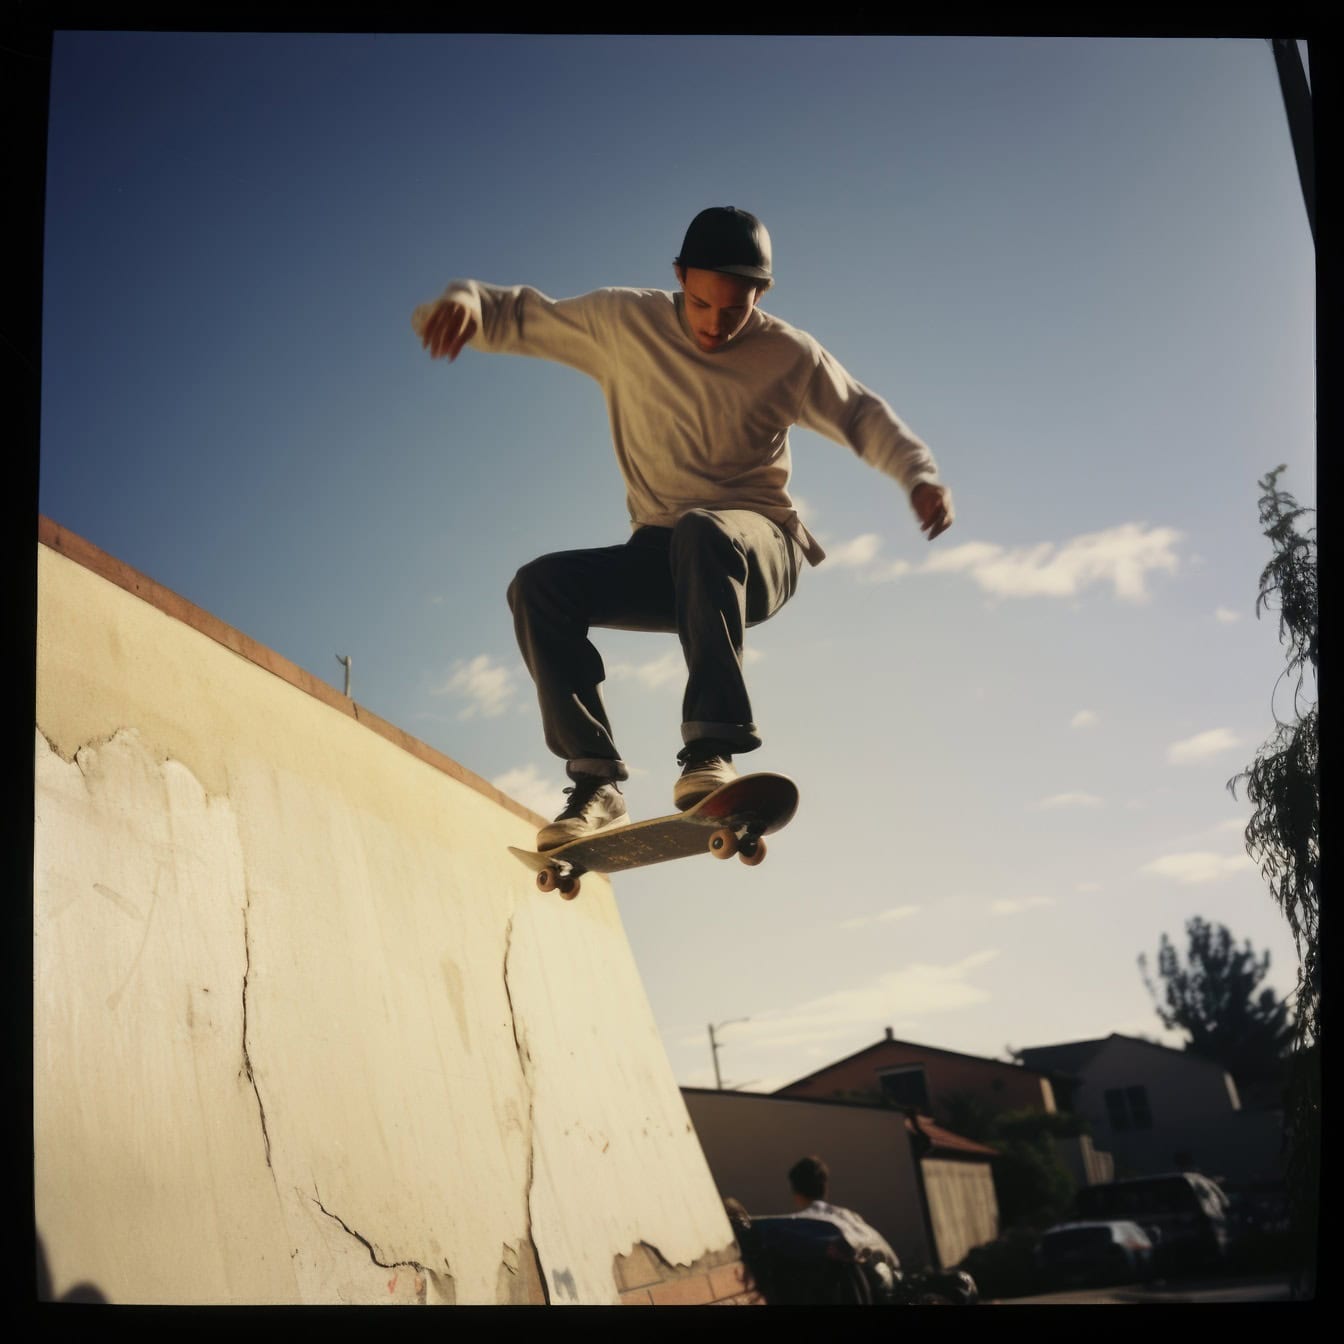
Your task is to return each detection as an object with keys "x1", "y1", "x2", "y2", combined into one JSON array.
[
  {"x1": 788, "y1": 1155, "x2": 829, "y2": 1205},
  {"x1": 673, "y1": 206, "x2": 773, "y2": 352}
]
